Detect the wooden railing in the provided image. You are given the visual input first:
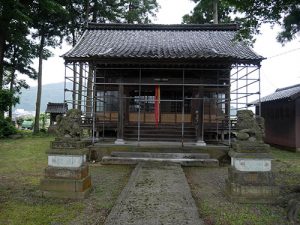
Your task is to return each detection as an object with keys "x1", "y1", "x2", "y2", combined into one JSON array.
[
  {"x1": 129, "y1": 112, "x2": 192, "y2": 123},
  {"x1": 96, "y1": 112, "x2": 118, "y2": 122}
]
